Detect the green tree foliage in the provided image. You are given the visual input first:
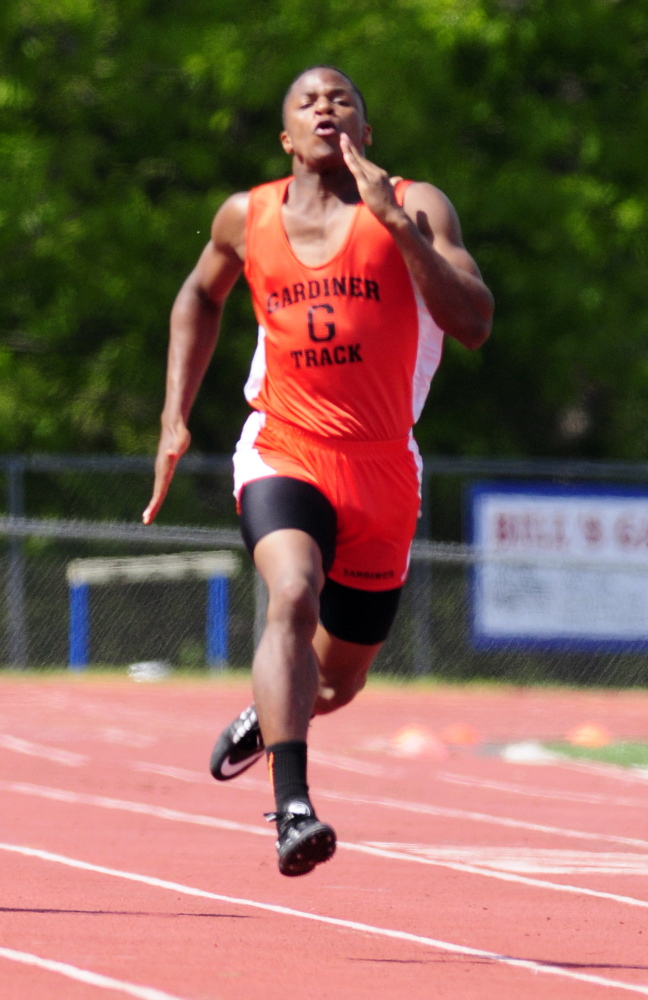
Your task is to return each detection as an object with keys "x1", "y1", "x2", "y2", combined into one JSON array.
[{"x1": 1, "y1": 0, "x2": 647, "y2": 457}]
